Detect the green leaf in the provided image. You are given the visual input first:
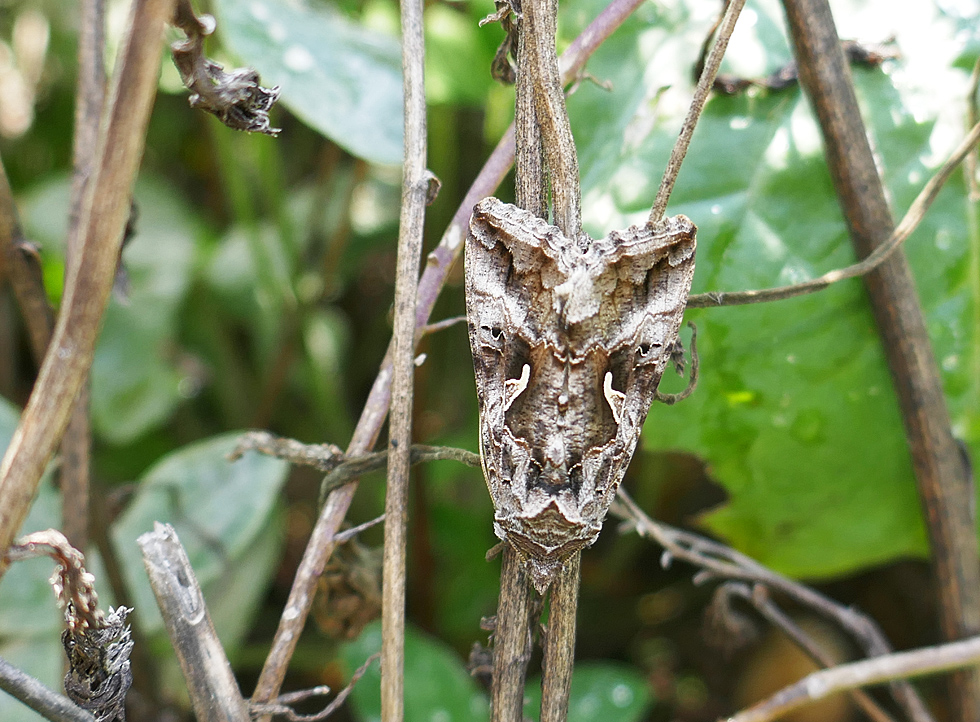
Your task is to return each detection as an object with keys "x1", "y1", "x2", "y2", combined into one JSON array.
[
  {"x1": 18, "y1": 176, "x2": 199, "y2": 444},
  {"x1": 343, "y1": 621, "x2": 490, "y2": 722},
  {"x1": 565, "y1": 0, "x2": 977, "y2": 576},
  {"x1": 111, "y1": 433, "x2": 289, "y2": 656},
  {"x1": 214, "y1": 0, "x2": 404, "y2": 165},
  {"x1": 523, "y1": 662, "x2": 654, "y2": 722}
]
